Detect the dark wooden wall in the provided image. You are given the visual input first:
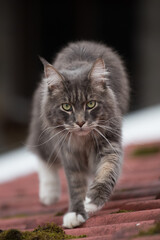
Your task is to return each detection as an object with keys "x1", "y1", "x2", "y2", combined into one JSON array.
[{"x1": 0, "y1": 0, "x2": 160, "y2": 152}]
